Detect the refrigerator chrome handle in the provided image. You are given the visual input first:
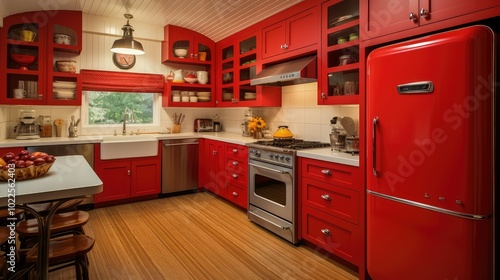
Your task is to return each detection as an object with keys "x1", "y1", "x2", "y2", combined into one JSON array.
[{"x1": 372, "y1": 117, "x2": 379, "y2": 176}]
